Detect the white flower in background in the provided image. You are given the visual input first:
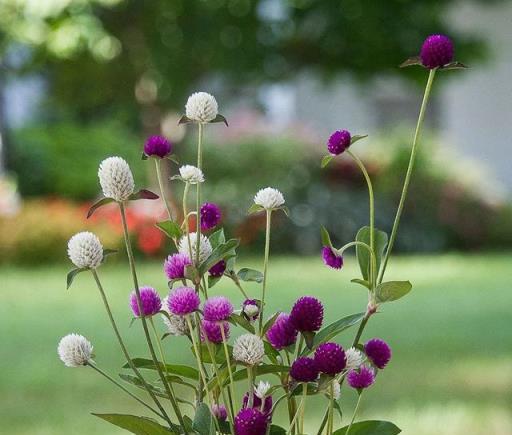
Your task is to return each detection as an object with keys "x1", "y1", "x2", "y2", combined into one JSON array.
[
  {"x1": 178, "y1": 232, "x2": 212, "y2": 265},
  {"x1": 330, "y1": 380, "x2": 341, "y2": 400},
  {"x1": 345, "y1": 347, "x2": 364, "y2": 370},
  {"x1": 161, "y1": 296, "x2": 190, "y2": 336},
  {"x1": 58, "y1": 334, "x2": 93, "y2": 367},
  {"x1": 98, "y1": 156, "x2": 135, "y2": 201},
  {"x1": 243, "y1": 304, "x2": 259, "y2": 319},
  {"x1": 67, "y1": 232, "x2": 103, "y2": 269},
  {"x1": 179, "y1": 165, "x2": 205, "y2": 184},
  {"x1": 233, "y1": 333, "x2": 265, "y2": 366},
  {"x1": 185, "y1": 92, "x2": 218, "y2": 123},
  {"x1": 254, "y1": 187, "x2": 285, "y2": 210},
  {"x1": 254, "y1": 381, "x2": 271, "y2": 399}
]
